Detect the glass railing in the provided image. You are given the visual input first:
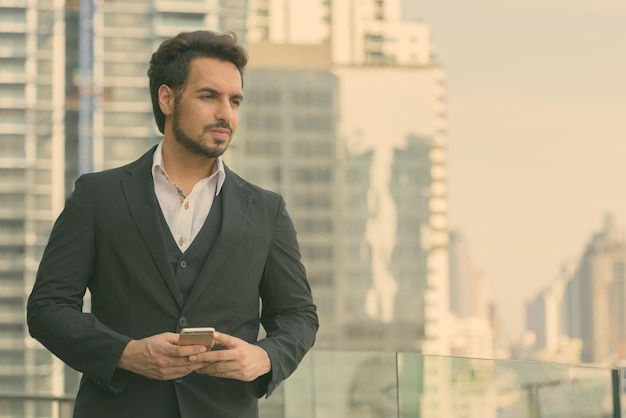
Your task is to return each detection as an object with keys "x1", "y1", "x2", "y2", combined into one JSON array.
[
  {"x1": 1, "y1": 351, "x2": 623, "y2": 418},
  {"x1": 264, "y1": 351, "x2": 622, "y2": 418},
  {"x1": 0, "y1": 391, "x2": 74, "y2": 418}
]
